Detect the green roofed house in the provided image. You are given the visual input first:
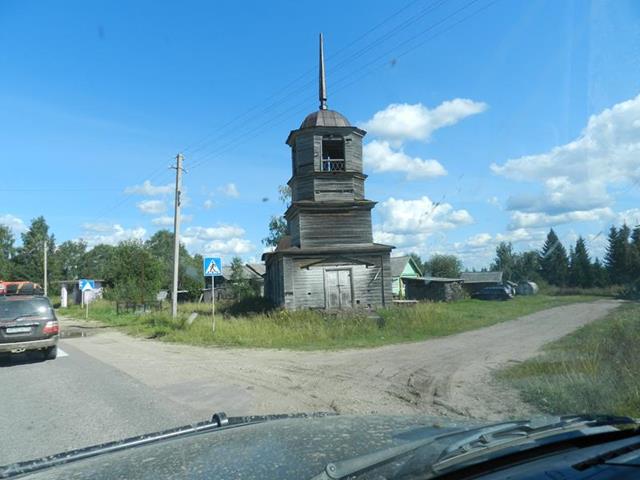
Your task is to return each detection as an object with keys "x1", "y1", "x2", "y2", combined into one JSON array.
[{"x1": 390, "y1": 256, "x2": 423, "y2": 299}]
